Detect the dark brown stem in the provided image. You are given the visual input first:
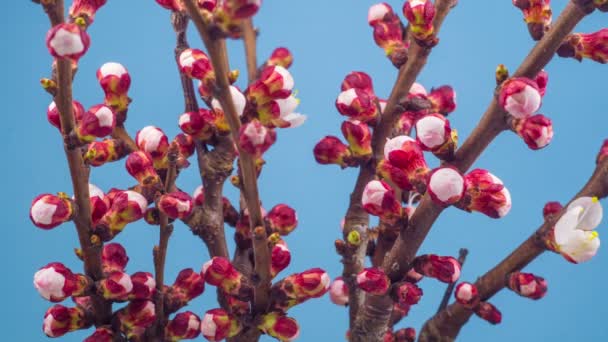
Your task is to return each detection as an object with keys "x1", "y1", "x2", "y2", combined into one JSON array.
[
  {"x1": 111, "y1": 125, "x2": 137, "y2": 153},
  {"x1": 437, "y1": 248, "x2": 468, "y2": 313}
]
